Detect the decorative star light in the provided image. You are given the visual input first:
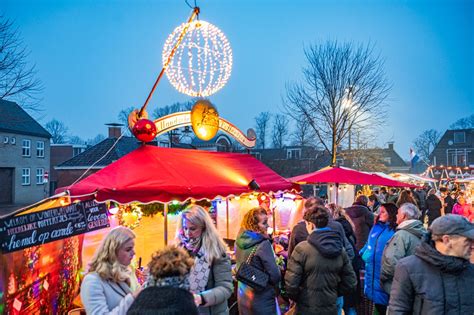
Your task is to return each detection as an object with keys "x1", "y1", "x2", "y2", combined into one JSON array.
[{"x1": 163, "y1": 20, "x2": 233, "y2": 97}]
